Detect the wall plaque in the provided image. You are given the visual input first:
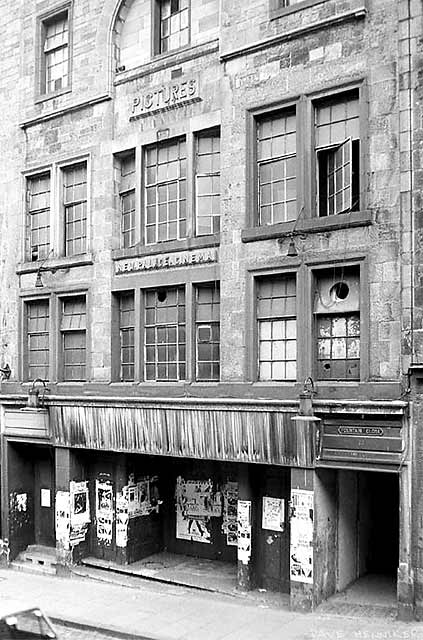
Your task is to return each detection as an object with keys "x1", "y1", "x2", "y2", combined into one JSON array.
[
  {"x1": 130, "y1": 76, "x2": 200, "y2": 120},
  {"x1": 115, "y1": 247, "x2": 218, "y2": 274}
]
